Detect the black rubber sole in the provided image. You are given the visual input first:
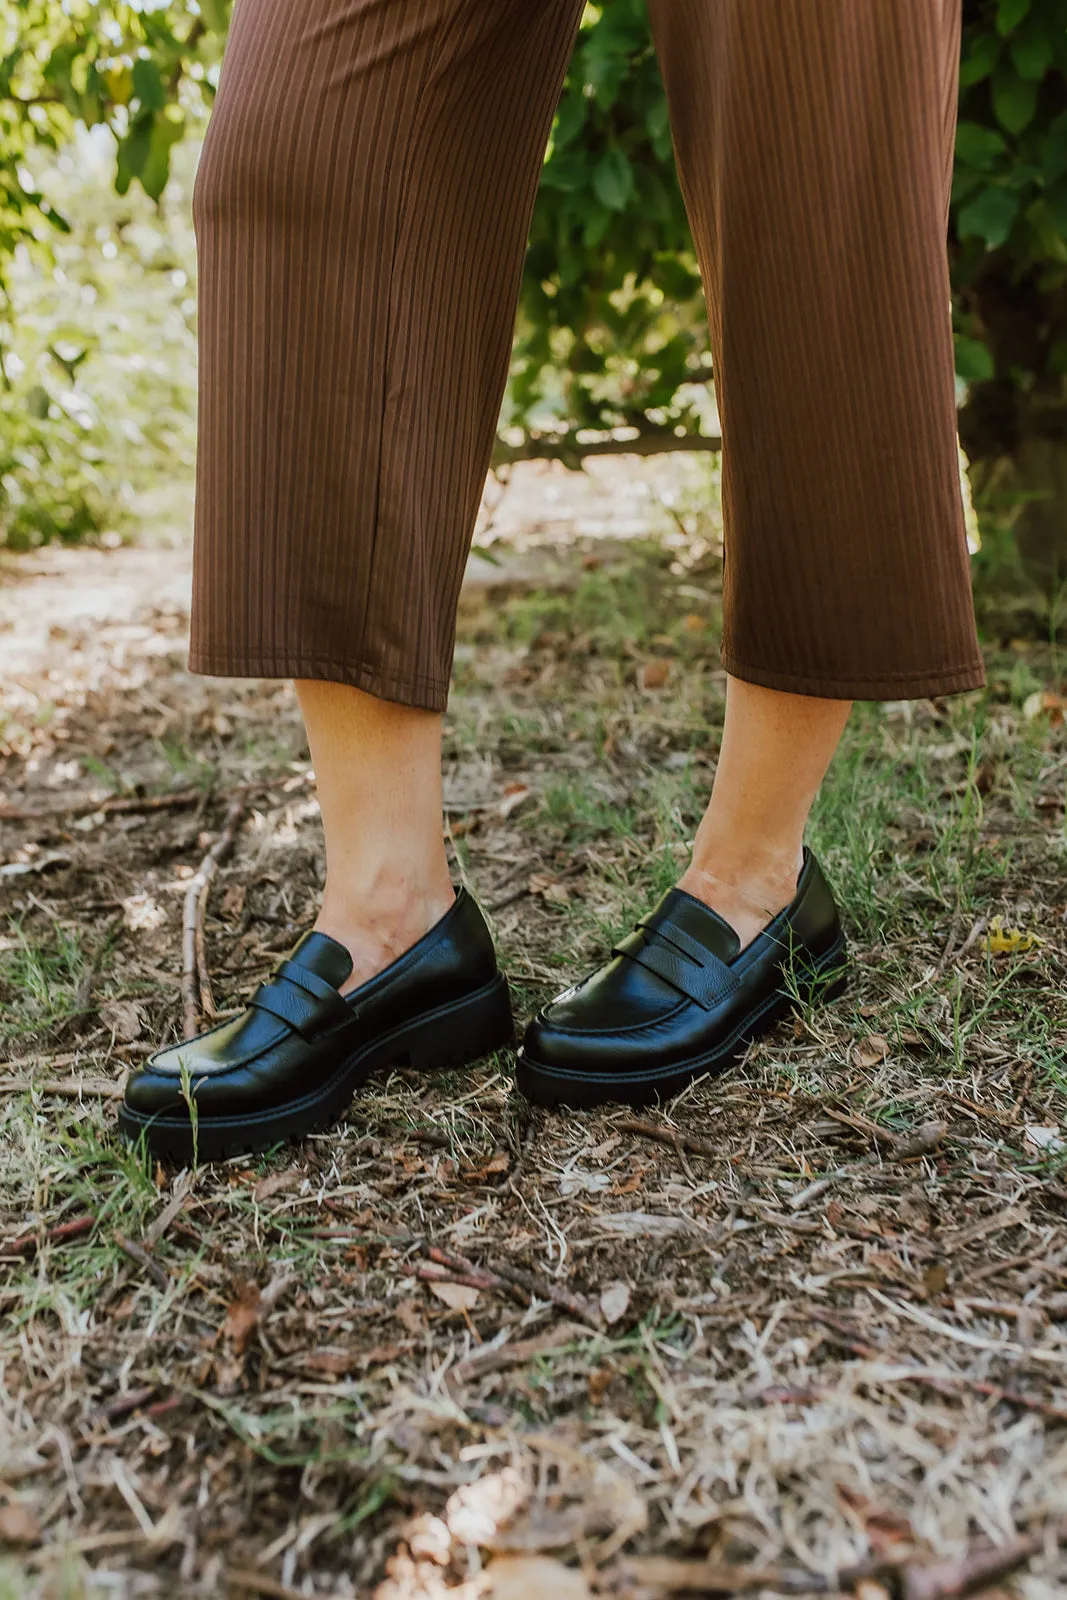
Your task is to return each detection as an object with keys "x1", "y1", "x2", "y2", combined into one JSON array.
[
  {"x1": 118, "y1": 973, "x2": 514, "y2": 1164},
  {"x1": 515, "y1": 935, "x2": 849, "y2": 1110}
]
